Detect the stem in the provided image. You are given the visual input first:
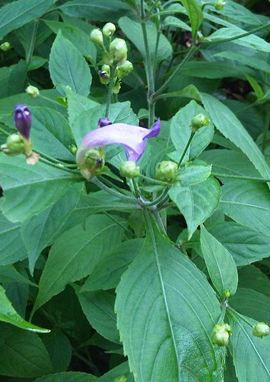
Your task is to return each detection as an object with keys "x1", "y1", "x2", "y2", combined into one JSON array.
[
  {"x1": 140, "y1": 174, "x2": 169, "y2": 185},
  {"x1": 178, "y1": 132, "x2": 194, "y2": 167},
  {"x1": 154, "y1": 45, "x2": 198, "y2": 97},
  {"x1": 92, "y1": 177, "x2": 136, "y2": 202},
  {"x1": 227, "y1": 307, "x2": 254, "y2": 329},
  {"x1": 213, "y1": 172, "x2": 270, "y2": 183},
  {"x1": 131, "y1": 178, "x2": 141, "y2": 198},
  {"x1": 143, "y1": 187, "x2": 169, "y2": 207},
  {"x1": 26, "y1": 19, "x2": 39, "y2": 66},
  {"x1": 262, "y1": 110, "x2": 270, "y2": 153},
  {"x1": 39, "y1": 156, "x2": 80, "y2": 175},
  {"x1": 105, "y1": 65, "x2": 116, "y2": 117}
]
